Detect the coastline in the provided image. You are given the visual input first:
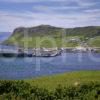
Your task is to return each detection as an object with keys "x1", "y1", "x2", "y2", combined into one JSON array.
[{"x1": 0, "y1": 45, "x2": 100, "y2": 57}]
